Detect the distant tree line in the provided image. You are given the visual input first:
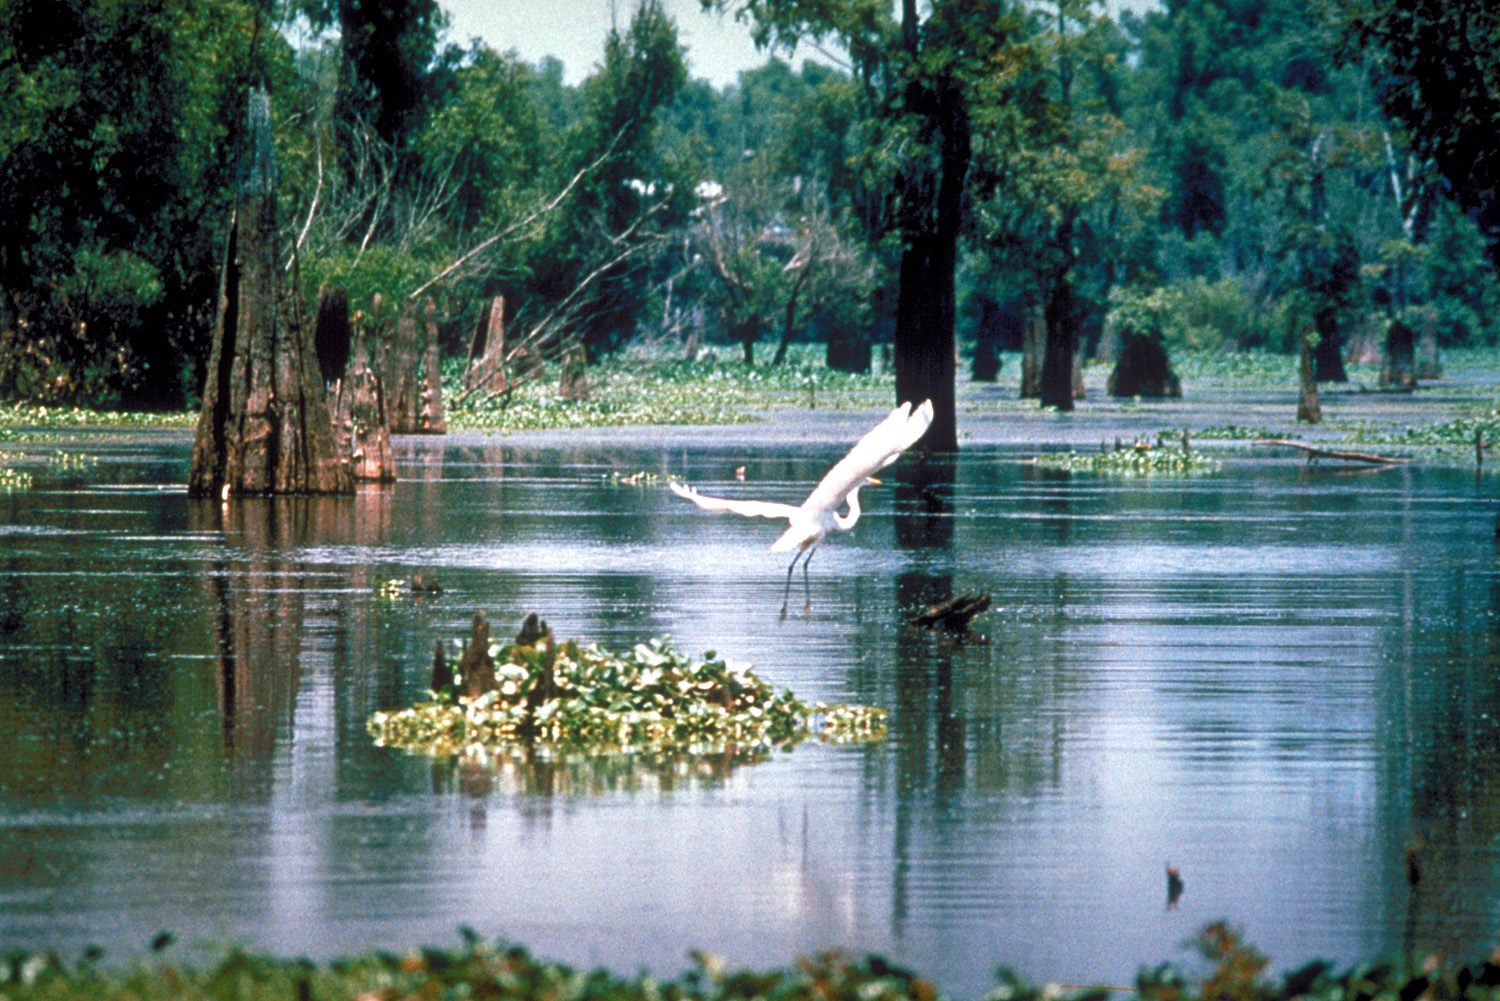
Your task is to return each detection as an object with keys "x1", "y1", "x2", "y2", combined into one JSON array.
[{"x1": 0, "y1": 0, "x2": 1496, "y2": 419}]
